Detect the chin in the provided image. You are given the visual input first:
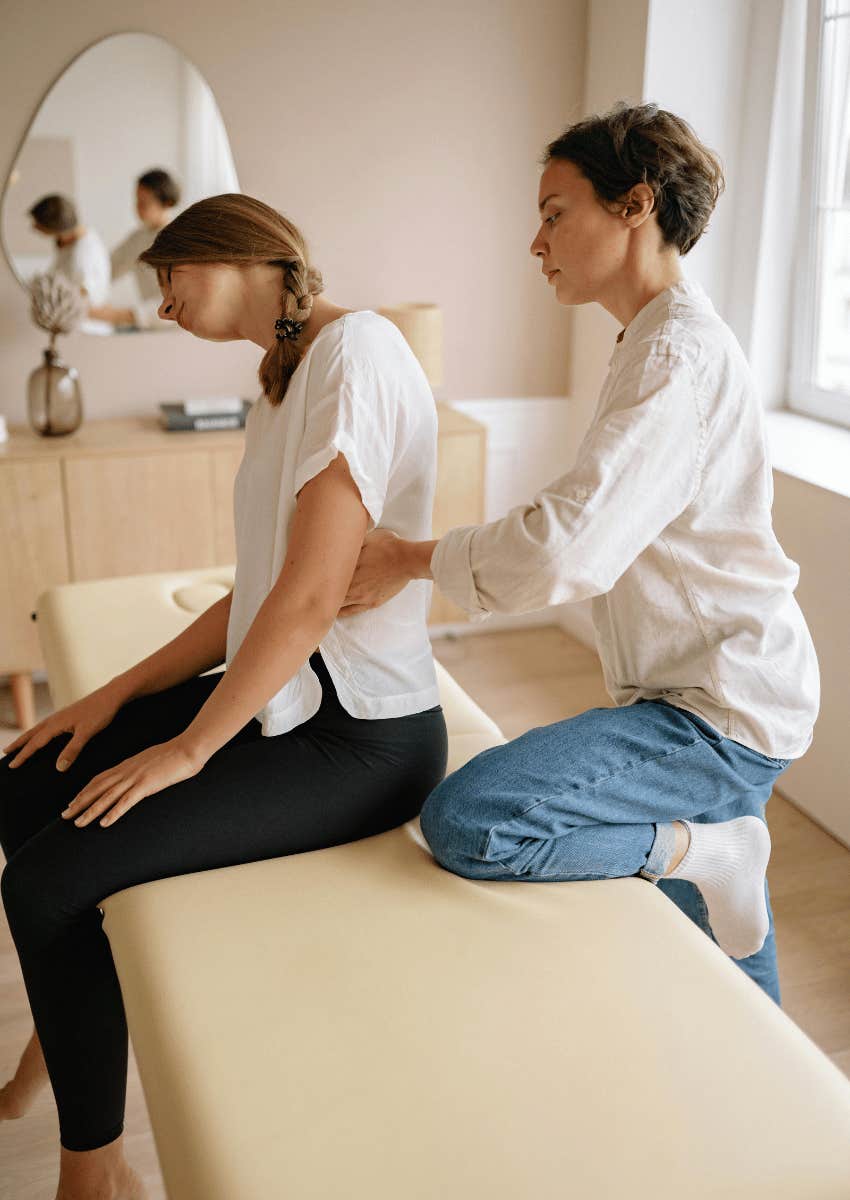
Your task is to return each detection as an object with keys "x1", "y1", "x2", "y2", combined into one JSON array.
[
  {"x1": 190, "y1": 324, "x2": 228, "y2": 342},
  {"x1": 555, "y1": 279, "x2": 593, "y2": 308}
]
